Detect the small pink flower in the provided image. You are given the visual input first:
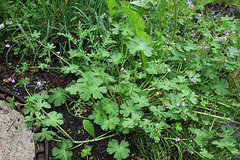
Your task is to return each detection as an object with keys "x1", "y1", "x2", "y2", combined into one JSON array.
[
  {"x1": 205, "y1": 46, "x2": 208, "y2": 50},
  {"x1": 9, "y1": 21, "x2": 13, "y2": 25},
  {"x1": 139, "y1": 62, "x2": 142, "y2": 65},
  {"x1": 198, "y1": 14, "x2": 201, "y2": 17},
  {"x1": 167, "y1": 68, "x2": 171, "y2": 72},
  {"x1": 121, "y1": 68, "x2": 126, "y2": 73},
  {"x1": 197, "y1": 46, "x2": 200, "y2": 49},
  {"x1": 176, "y1": 103, "x2": 180, "y2": 107},
  {"x1": 182, "y1": 102, "x2": 186, "y2": 106},
  {"x1": 175, "y1": 137, "x2": 180, "y2": 141},
  {"x1": 184, "y1": 58, "x2": 187, "y2": 61},
  {"x1": 124, "y1": 14, "x2": 127, "y2": 18},
  {"x1": 37, "y1": 82, "x2": 41, "y2": 87},
  {"x1": 166, "y1": 34, "x2": 169, "y2": 37},
  {"x1": 11, "y1": 79, "x2": 15, "y2": 83},
  {"x1": 57, "y1": 51, "x2": 60, "y2": 55},
  {"x1": 189, "y1": 78, "x2": 195, "y2": 81},
  {"x1": 5, "y1": 44, "x2": 10, "y2": 48}
]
